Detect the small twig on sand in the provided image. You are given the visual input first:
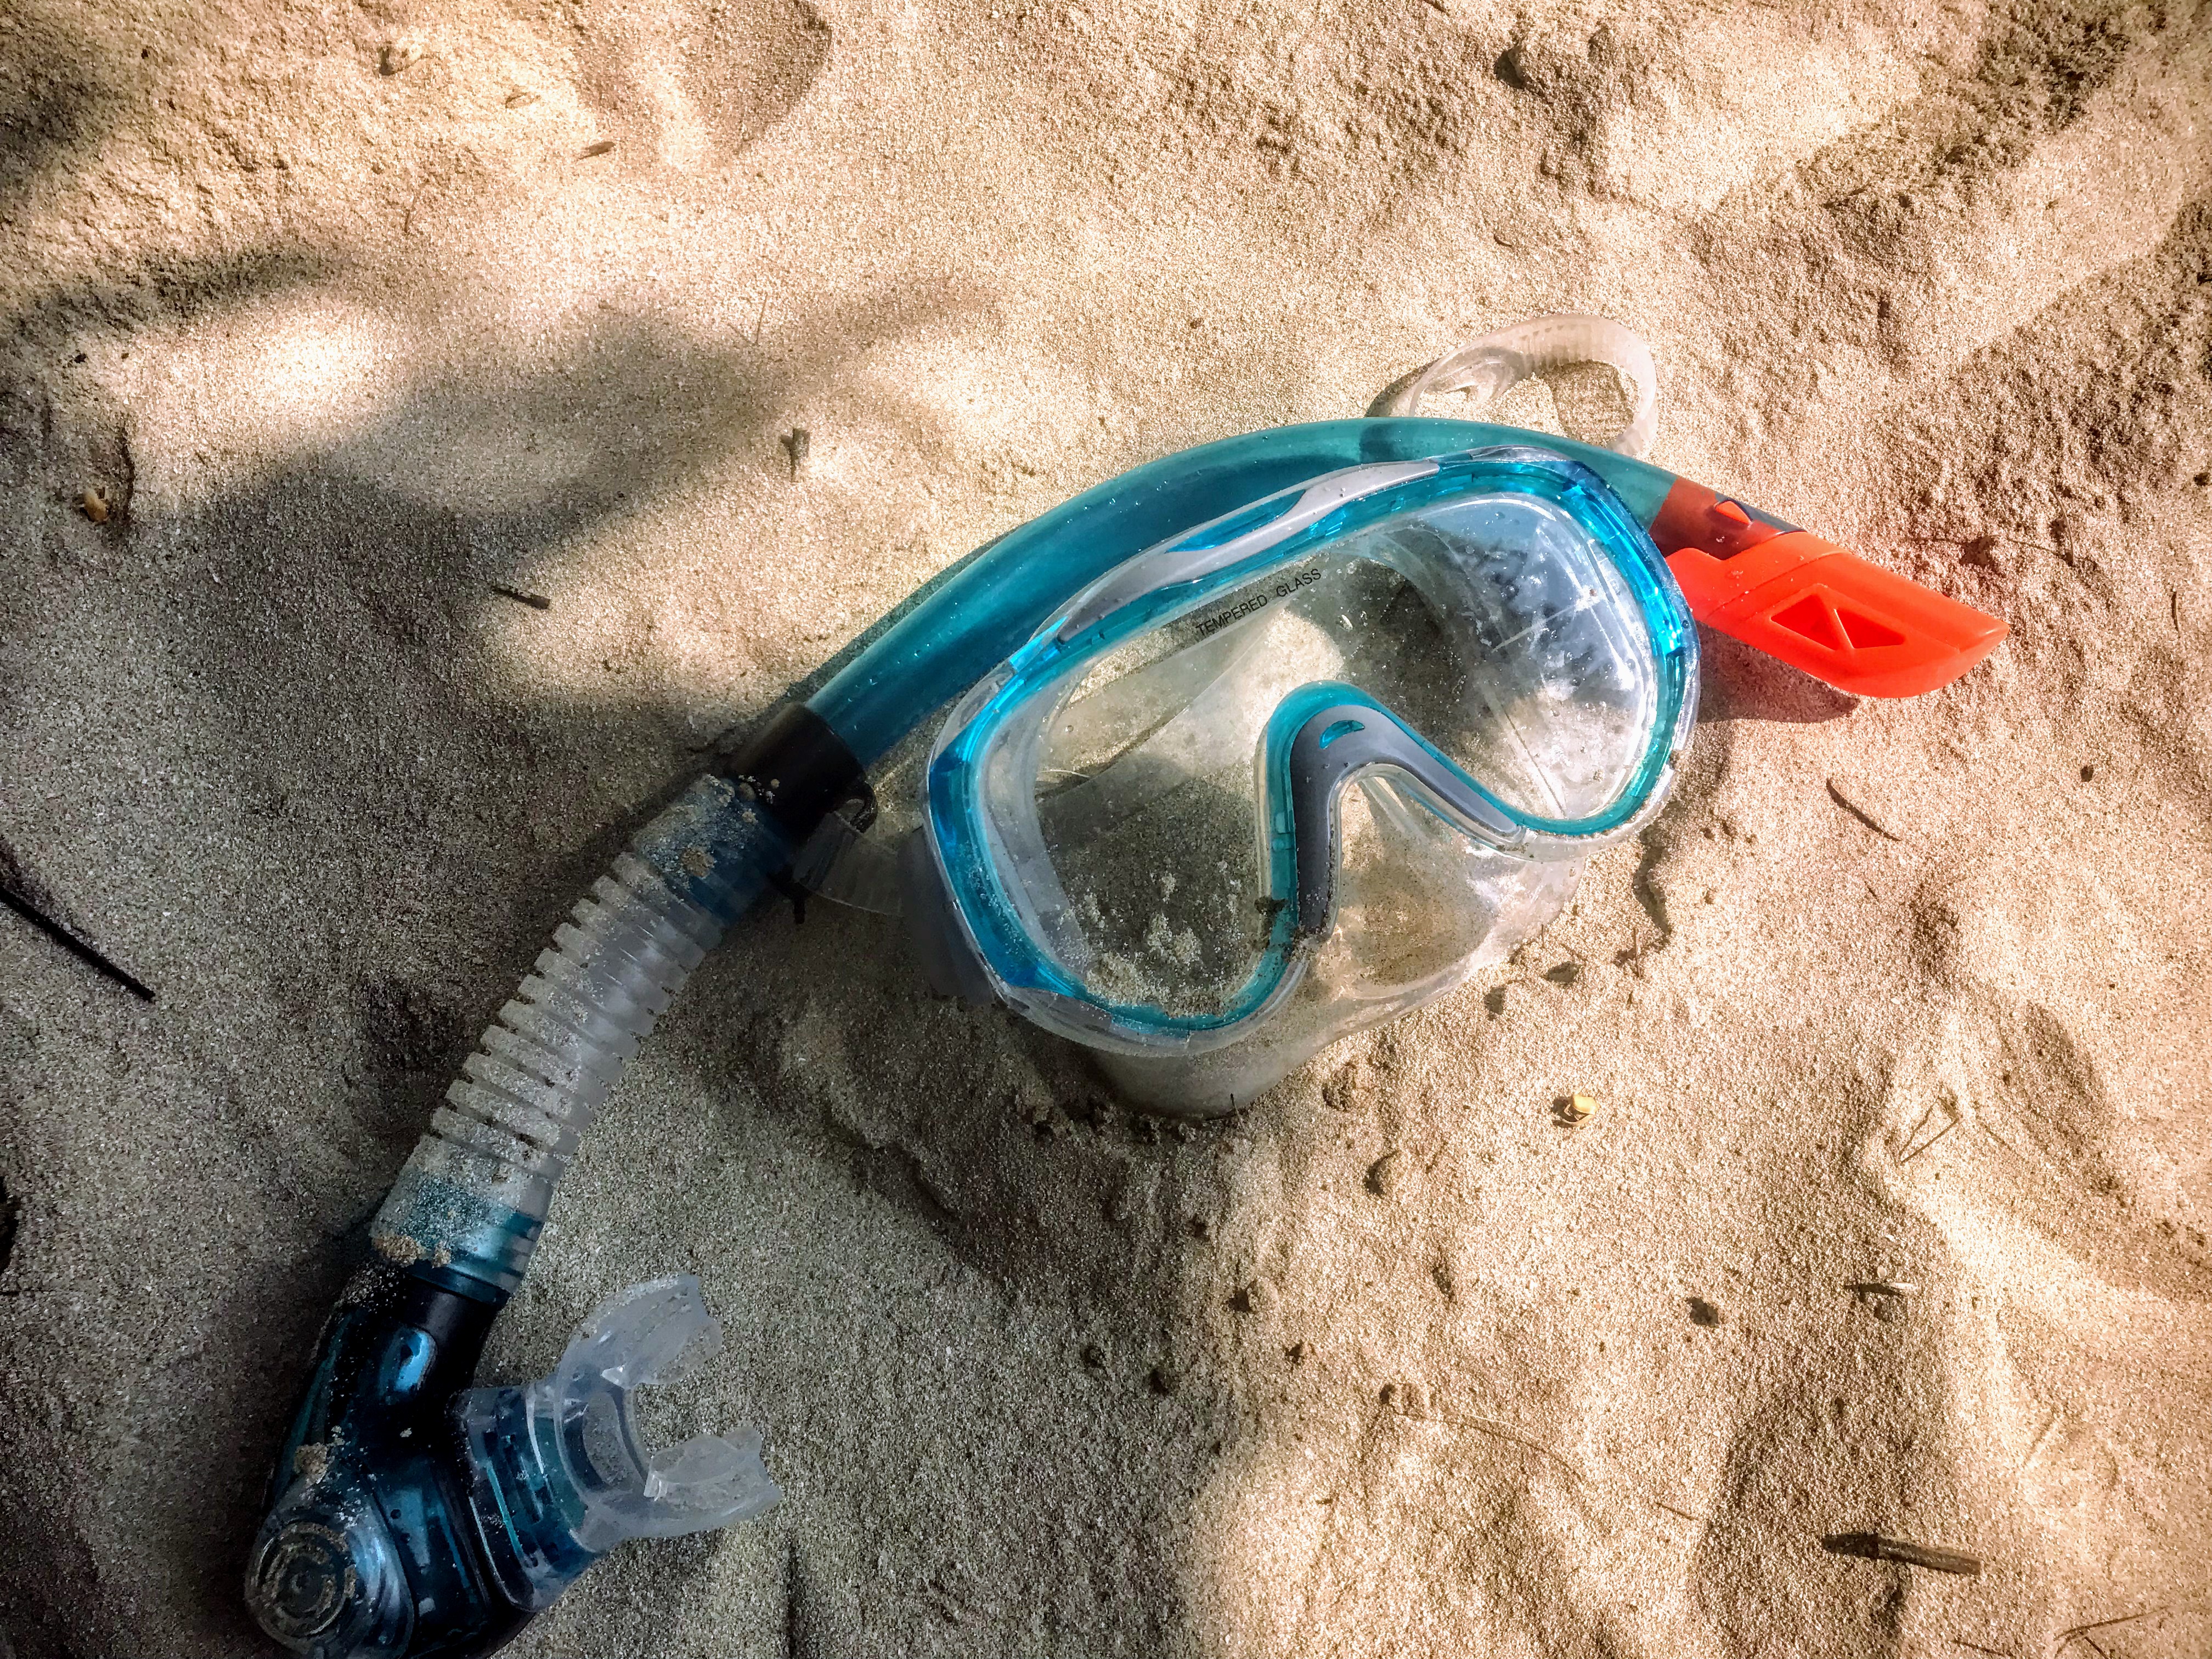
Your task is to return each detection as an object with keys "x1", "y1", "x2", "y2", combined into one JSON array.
[
  {"x1": 489, "y1": 582, "x2": 551, "y2": 611},
  {"x1": 0, "y1": 882, "x2": 155, "y2": 1002},
  {"x1": 1827, "y1": 778, "x2": 1903, "y2": 841},
  {"x1": 1900, "y1": 532, "x2": 2057, "y2": 554},
  {"x1": 1388, "y1": 1404, "x2": 1590, "y2": 1485},
  {"x1": 2054, "y1": 1610, "x2": 2164, "y2": 1656},
  {"x1": 2019, "y1": 1409, "x2": 2059, "y2": 1474},
  {"x1": 1899, "y1": 1116, "x2": 1960, "y2": 1166},
  {"x1": 1612, "y1": 922, "x2": 1658, "y2": 976},
  {"x1": 1822, "y1": 1531, "x2": 1982, "y2": 1575},
  {"x1": 1974, "y1": 1116, "x2": 2028, "y2": 1164},
  {"x1": 1945, "y1": 1639, "x2": 2015, "y2": 1658},
  {"x1": 1390, "y1": 1402, "x2": 1708, "y2": 1527}
]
